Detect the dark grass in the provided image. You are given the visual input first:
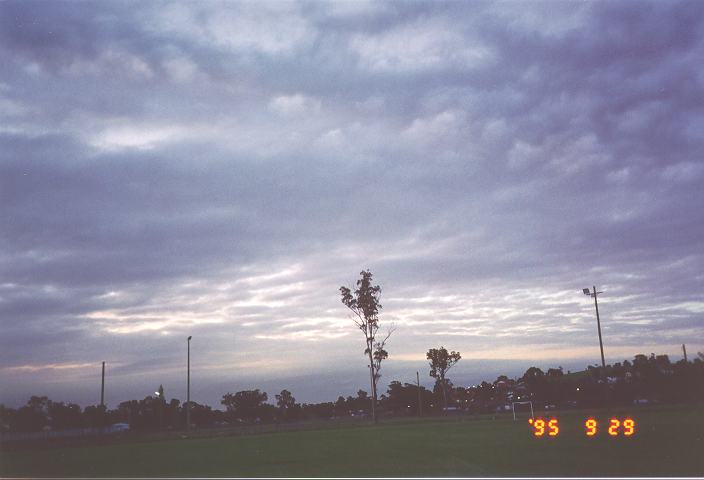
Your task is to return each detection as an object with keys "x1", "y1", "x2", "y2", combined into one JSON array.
[{"x1": 1, "y1": 406, "x2": 702, "y2": 477}]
